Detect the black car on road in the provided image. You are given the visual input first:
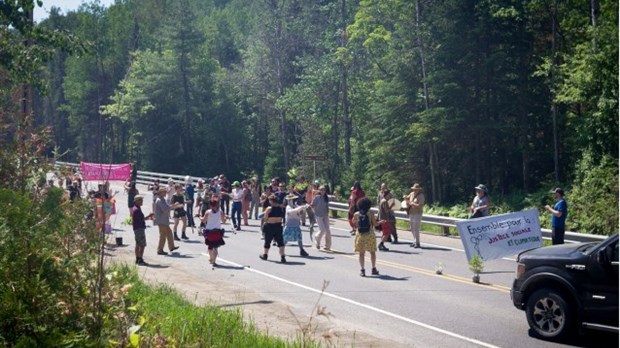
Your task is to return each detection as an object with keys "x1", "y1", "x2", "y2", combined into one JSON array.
[{"x1": 511, "y1": 233, "x2": 618, "y2": 340}]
